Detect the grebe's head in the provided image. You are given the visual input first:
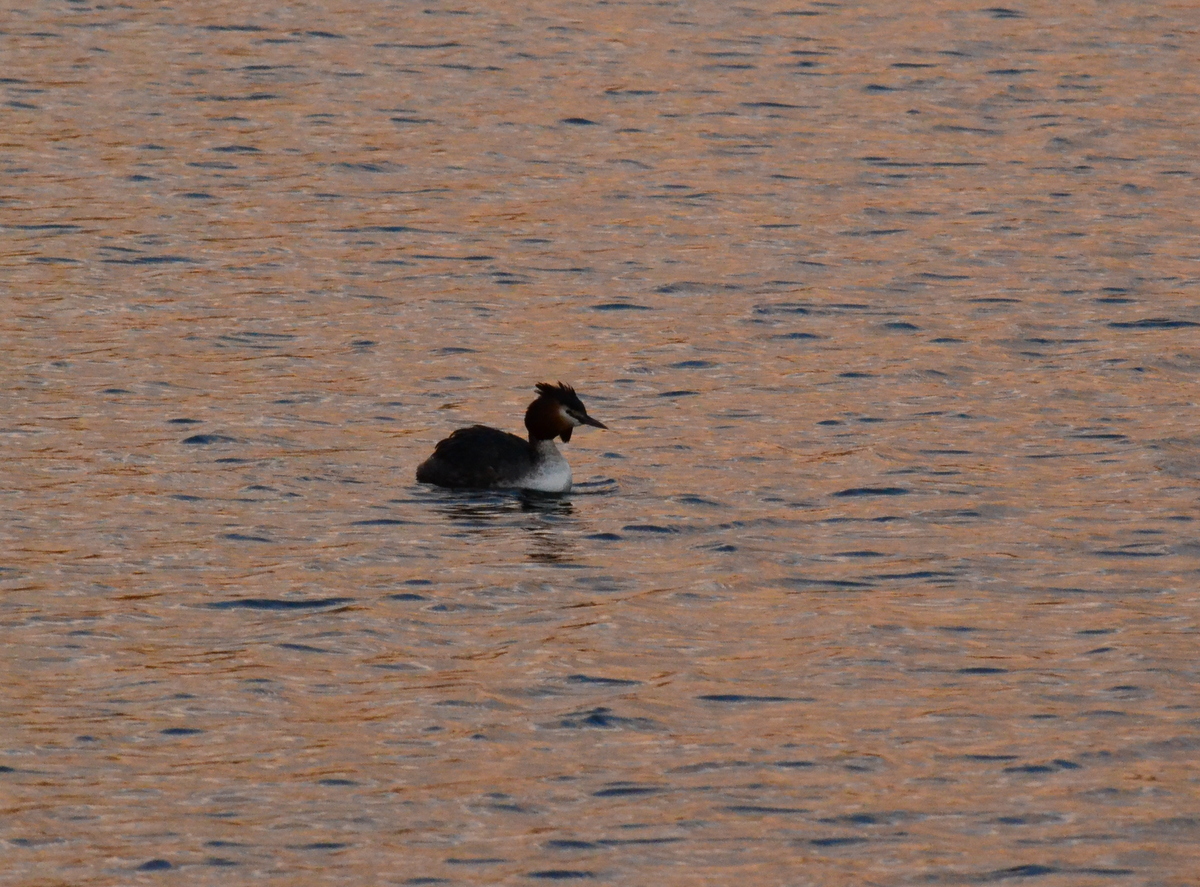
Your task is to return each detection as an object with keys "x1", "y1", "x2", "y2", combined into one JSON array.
[{"x1": 525, "y1": 381, "x2": 608, "y2": 442}]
